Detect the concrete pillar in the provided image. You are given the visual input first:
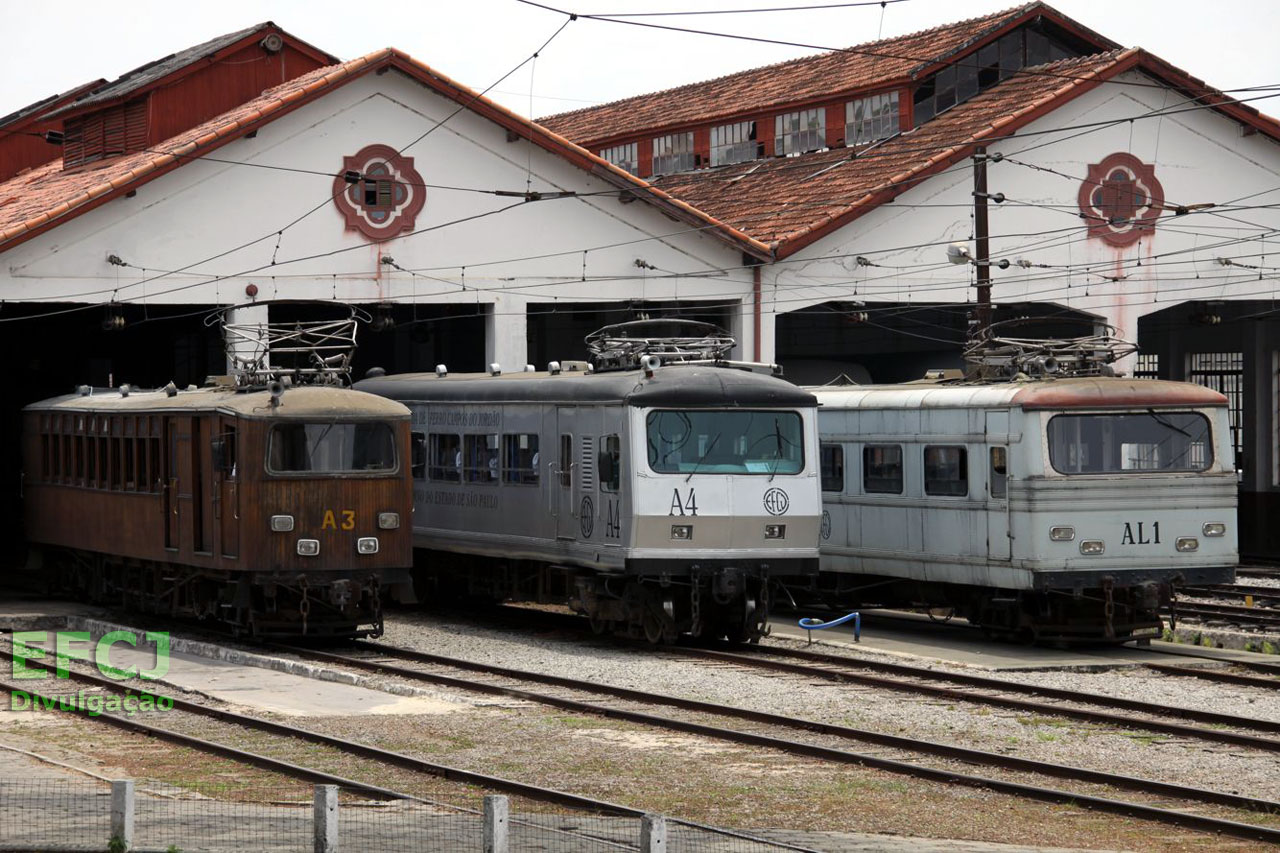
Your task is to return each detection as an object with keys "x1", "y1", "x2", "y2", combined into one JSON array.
[
  {"x1": 640, "y1": 814, "x2": 667, "y2": 852},
  {"x1": 313, "y1": 784, "x2": 337, "y2": 853},
  {"x1": 224, "y1": 302, "x2": 271, "y2": 377},
  {"x1": 110, "y1": 780, "x2": 133, "y2": 851},
  {"x1": 757, "y1": 308, "x2": 778, "y2": 365},
  {"x1": 485, "y1": 296, "x2": 528, "y2": 373},
  {"x1": 483, "y1": 794, "x2": 509, "y2": 853}
]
